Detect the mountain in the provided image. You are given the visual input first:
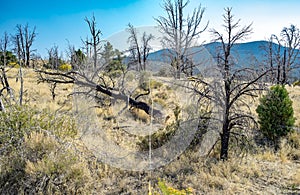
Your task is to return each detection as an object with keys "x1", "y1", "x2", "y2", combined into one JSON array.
[
  {"x1": 145, "y1": 41, "x2": 300, "y2": 79},
  {"x1": 106, "y1": 26, "x2": 300, "y2": 79}
]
